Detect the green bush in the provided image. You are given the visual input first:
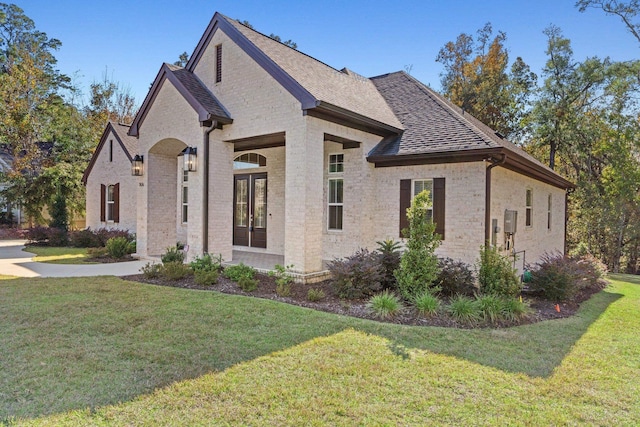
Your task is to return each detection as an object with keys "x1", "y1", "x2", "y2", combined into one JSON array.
[
  {"x1": 69, "y1": 229, "x2": 102, "y2": 248},
  {"x1": 477, "y1": 246, "x2": 522, "y2": 298},
  {"x1": 106, "y1": 236, "x2": 130, "y2": 259},
  {"x1": 49, "y1": 191, "x2": 68, "y2": 232},
  {"x1": 448, "y1": 295, "x2": 480, "y2": 323},
  {"x1": 190, "y1": 253, "x2": 222, "y2": 272},
  {"x1": 47, "y1": 228, "x2": 69, "y2": 247},
  {"x1": 141, "y1": 262, "x2": 162, "y2": 279},
  {"x1": 367, "y1": 291, "x2": 403, "y2": 319},
  {"x1": 238, "y1": 276, "x2": 258, "y2": 292},
  {"x1": 87, "y1": 247, "x2": 108, "y2": 258},
  {"x1": 437, "y1": 258, "x2": 477, "y2": 296},
  {"x1": 501, "y1": 298, "x2": 531, "y2": 321},
  {"x1": 476, "y1": 294, "x2": 504, "y2": 323},
  {"x1": 395, "y1": 190, "x2": 441, "y2": 300},
  {"x1": 161, "y1": 246, "x2": 185, "y2": 265},
  {"x1": 414, "y1": 291, "x2": 440, "y2": 317},
  {"x1": 376, "y1": 239, "x2": 401, "y2": 290},
  {"x1": 194, "y1": 269, "x2": 219, "y2": 286},
  {"x1": 223, "y1": 263, "x2": 256, "y2": 282},
  {"x1": 307, "y1": 288, "x2": 326, "y2": 302},
  {"x1": 161, "y1": 261, "x2": 192, "y2": 280},
  {"x1": 126, "y1": 240, "x2": 136, "y2": 254},
  {"x1": 269, "y1": 264, "x2": 294, "y2": 297},
  {"x1": 94, "y1": 228, "x2": 134, "y2": 247},
  {"x1": 328, "y1": 249, "x2": 383, "y2": 299}
]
